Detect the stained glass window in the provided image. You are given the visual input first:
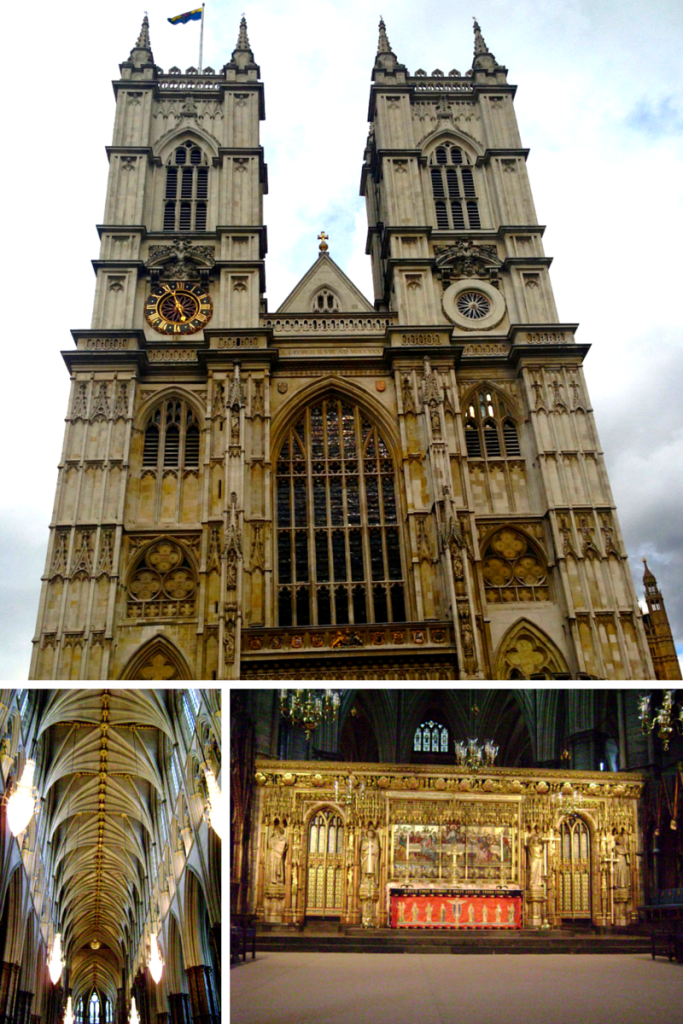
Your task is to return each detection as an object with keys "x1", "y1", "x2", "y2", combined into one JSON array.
[
  {"x1": 89, "y1": 993, "x2": 100, "y2": 1024},
  {"x1": 414, "y1": 721, "x2": 449, "y2": 753},
  {"x1": 276, "y1": 399, "x2": 406, "y2": 626}
]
